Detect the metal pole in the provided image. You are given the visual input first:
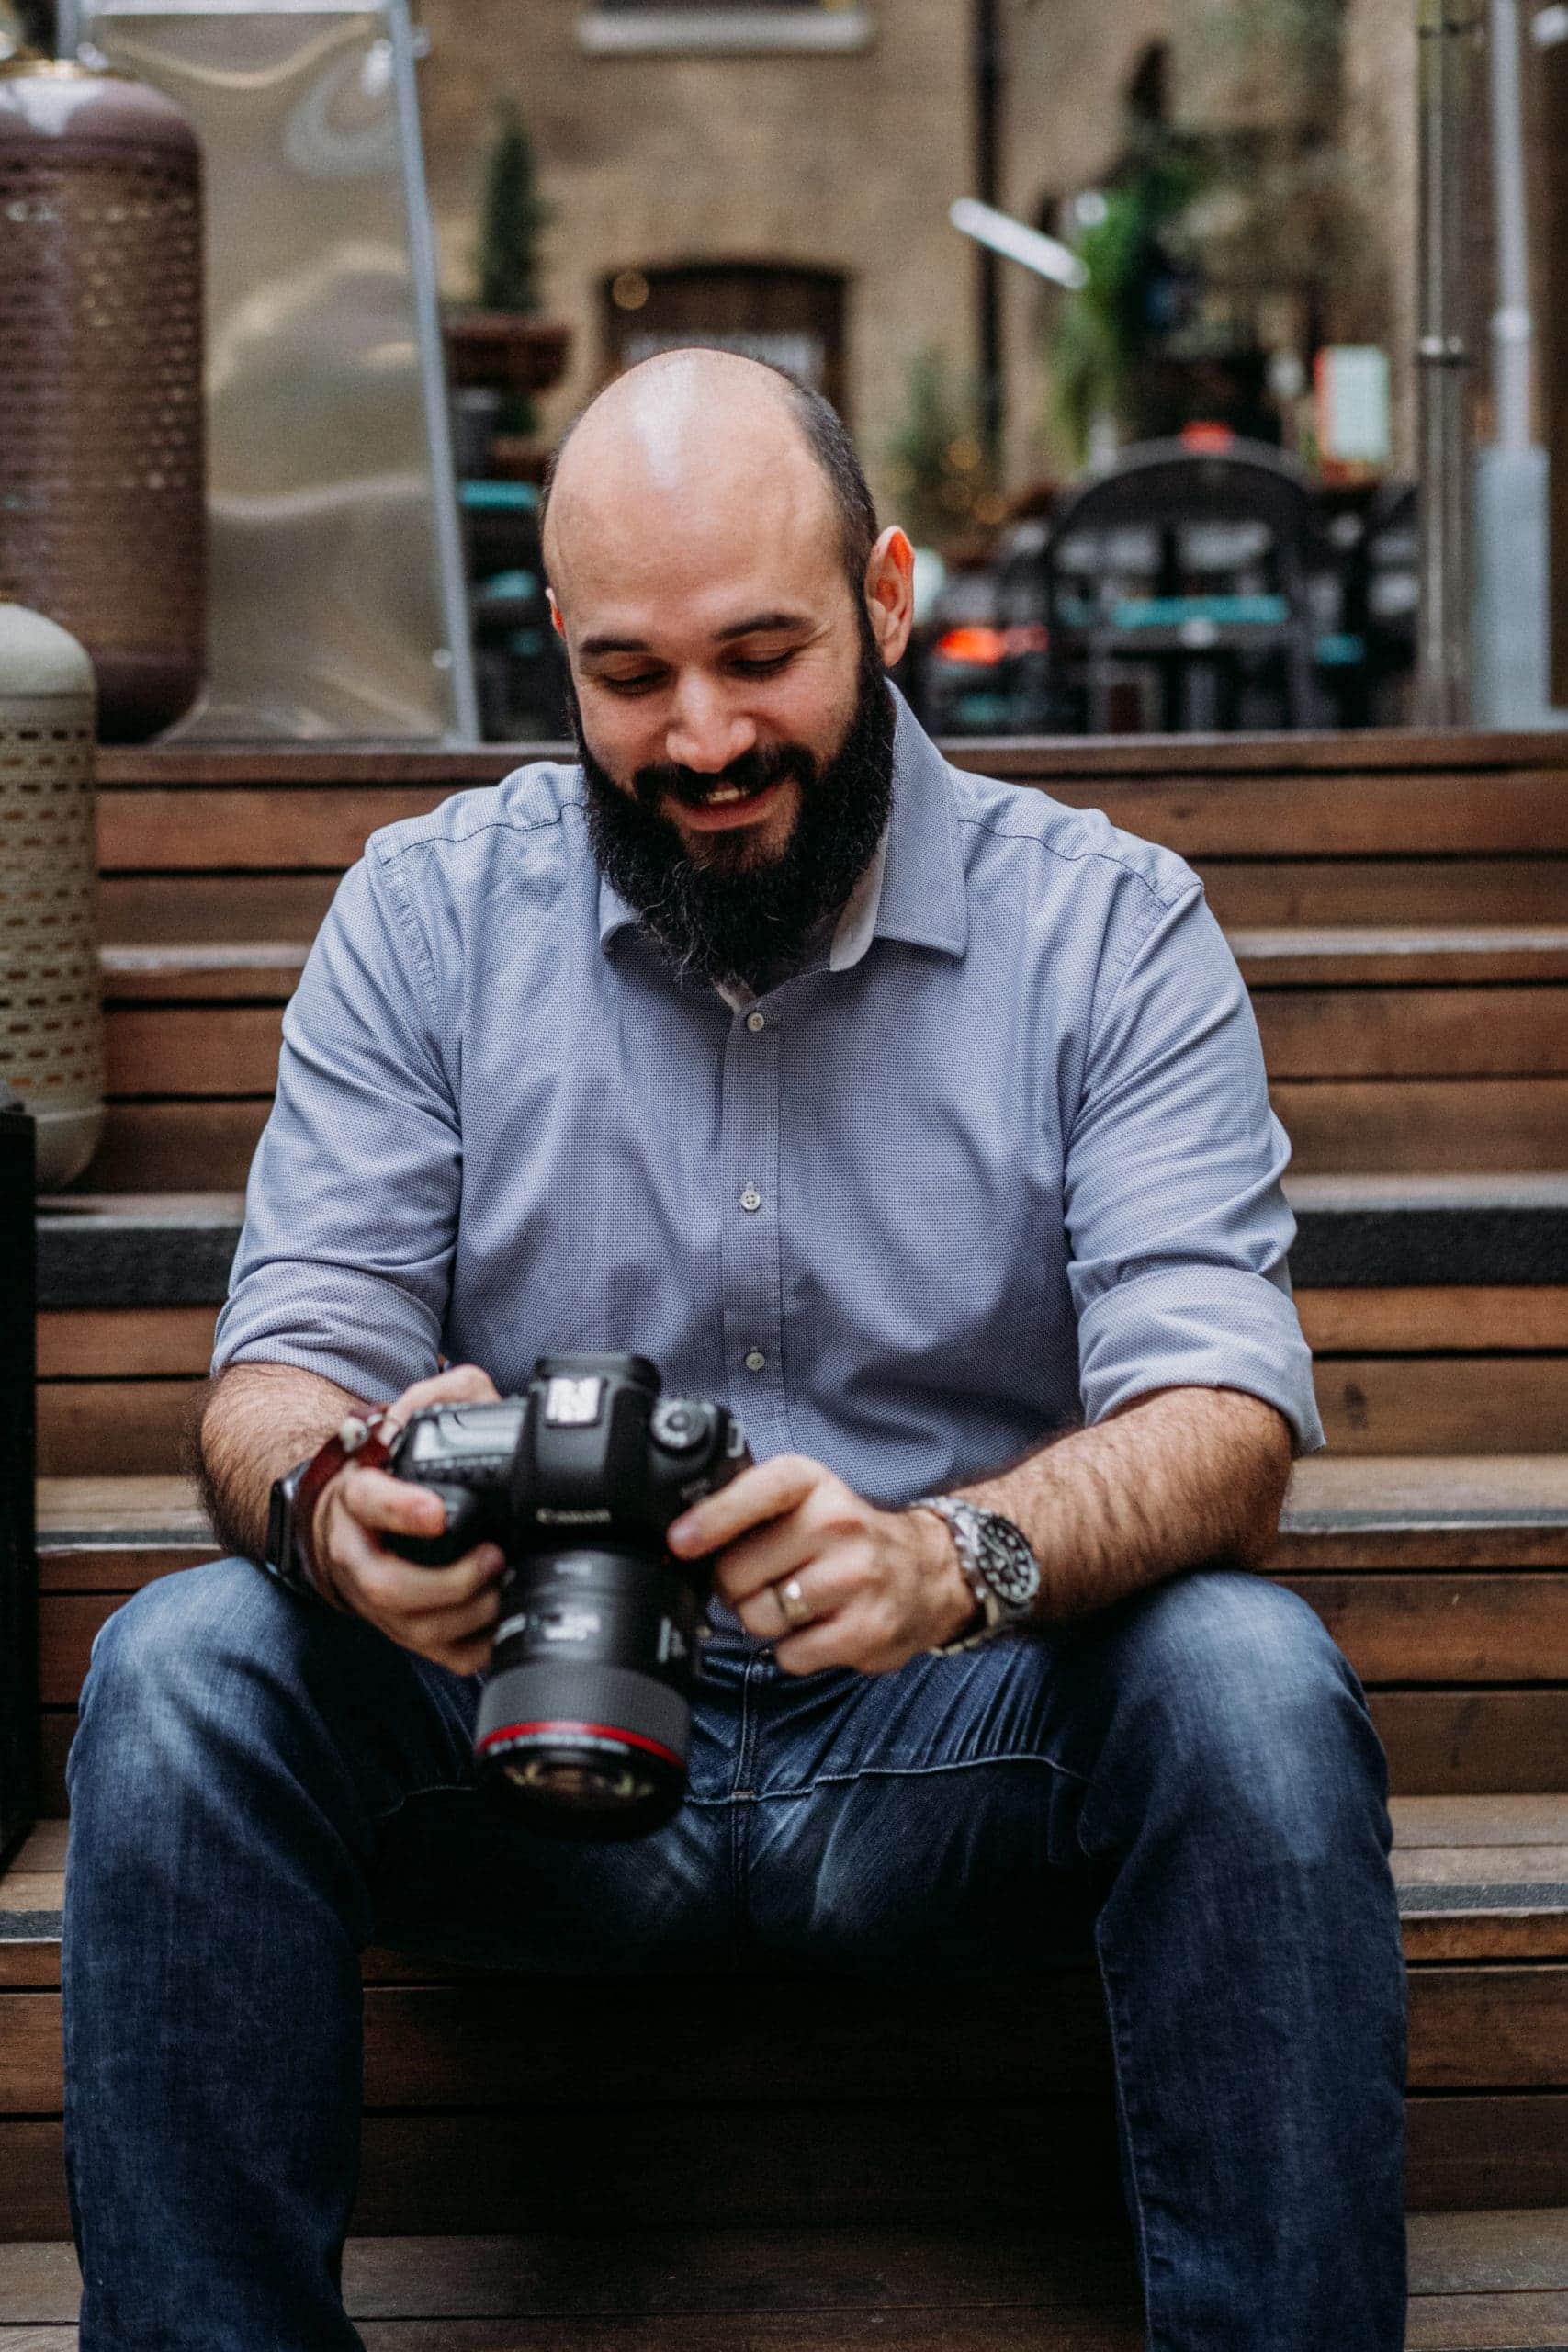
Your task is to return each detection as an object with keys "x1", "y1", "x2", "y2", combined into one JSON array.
[
  {"x1": 1416, "y1": 0, "x2": 1477, "y2": 726},
  {"x1": 972, "y1": 0, "x2": 1004, "y2": 468},
  {"x1": 1488, "y1": 0, "x2": 1534, "y2": 451}
]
